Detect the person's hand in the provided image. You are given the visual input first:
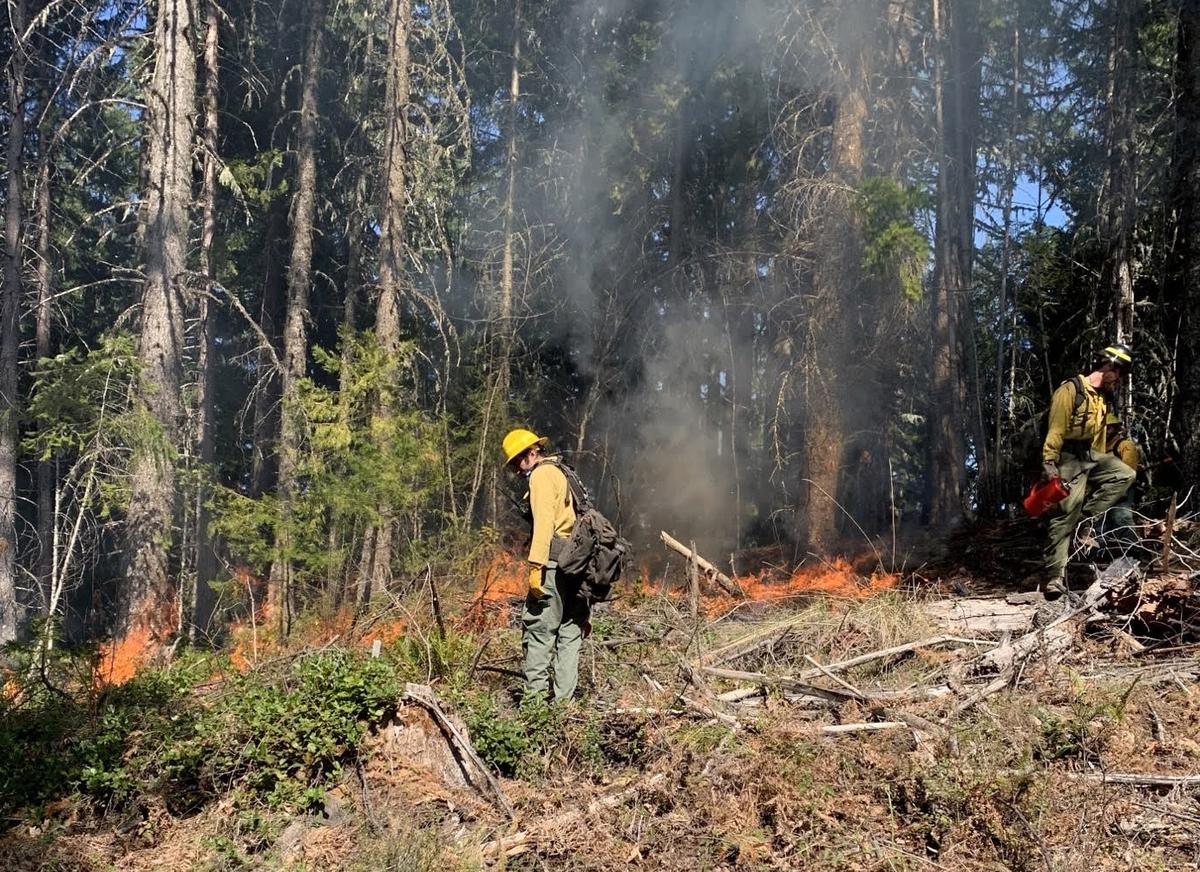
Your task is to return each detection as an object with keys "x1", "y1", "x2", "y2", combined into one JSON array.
[
  {"x1": 1041, "y1": 460, "x2": 1059, "y2": 483},
  {"x1": 527, "y1": 565, "x2": 546, "y2": 600}
]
